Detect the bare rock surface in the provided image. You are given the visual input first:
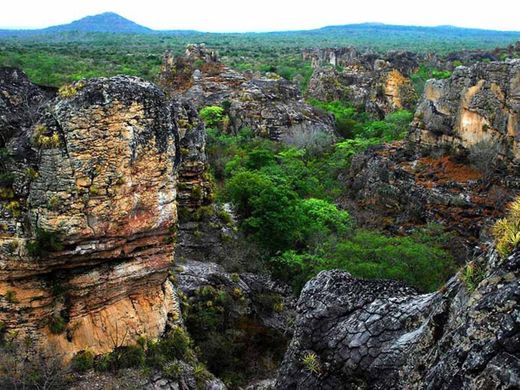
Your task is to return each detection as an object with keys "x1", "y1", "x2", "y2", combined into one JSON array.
[
  {"x1": 275, "y1": 248, "x2": 519, "y2": 389},
  {"x1": 410, "y1": 59, "x2": 520, "y2": 165},
  {"x1": 304, "y1": 47, "x2": 418, "y2": 117}
]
